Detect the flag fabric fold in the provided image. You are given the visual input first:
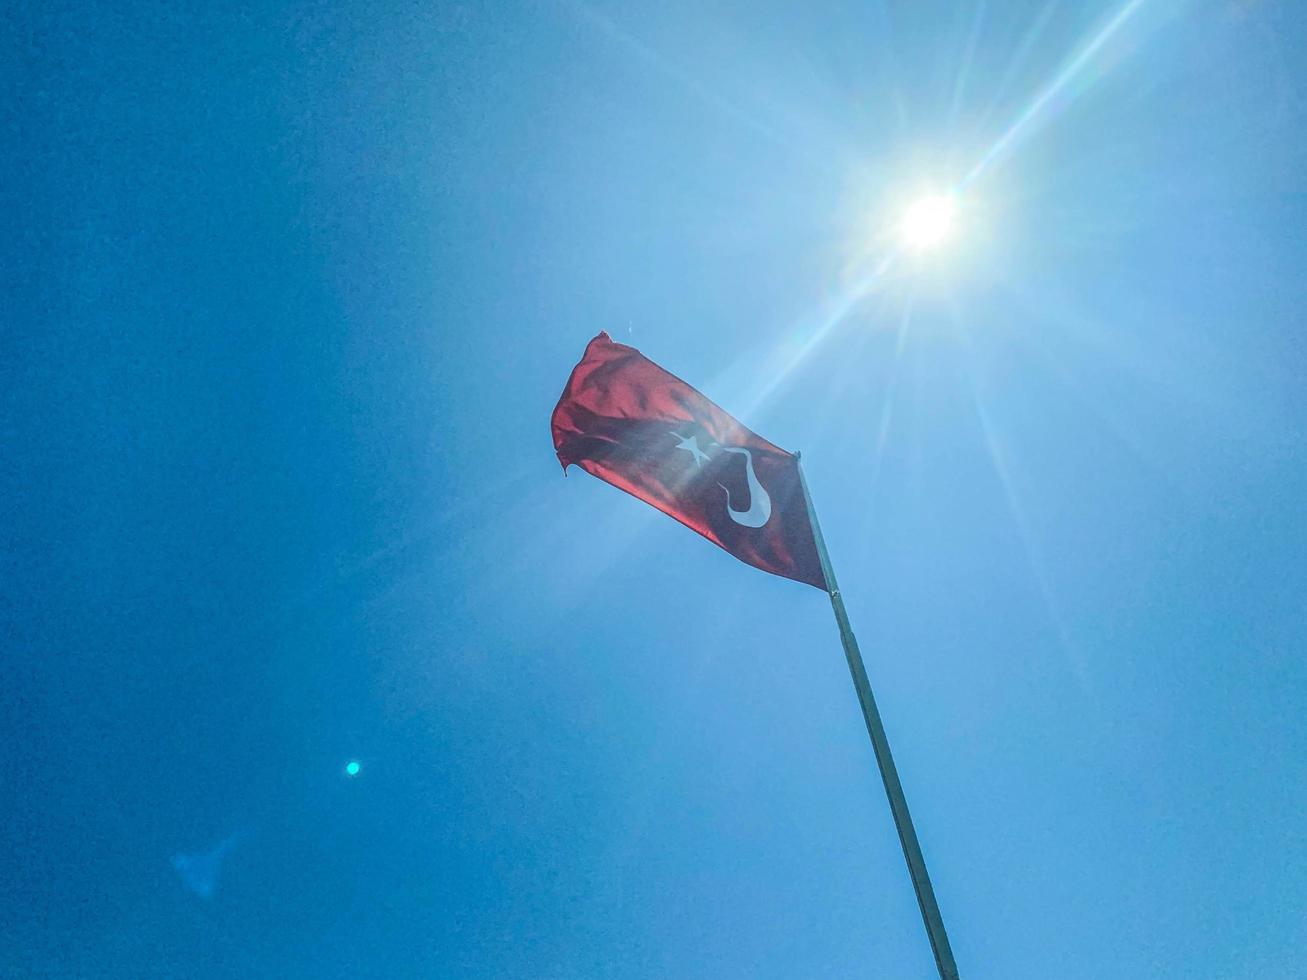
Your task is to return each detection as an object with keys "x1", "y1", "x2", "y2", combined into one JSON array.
[{"x1": 551, "y1": 332, "x2": 827, "y2": 590}]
